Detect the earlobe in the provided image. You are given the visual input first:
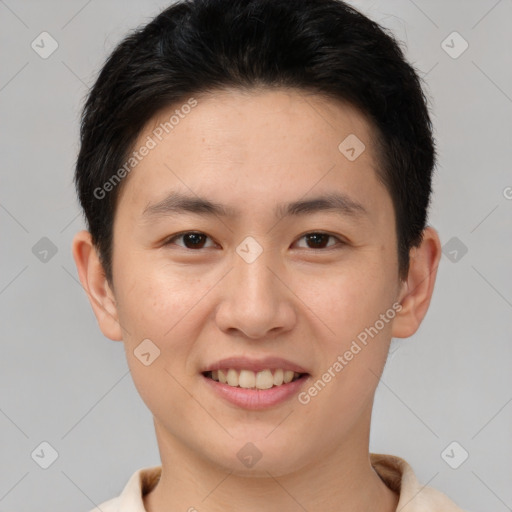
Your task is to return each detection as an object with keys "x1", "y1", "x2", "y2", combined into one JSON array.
[
  {"x1": 391, "y1": 226, "x2": 442, "y2": 339},
  {"x1": 71, "y1": 230, "x2": 123, "y2": 341}
]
